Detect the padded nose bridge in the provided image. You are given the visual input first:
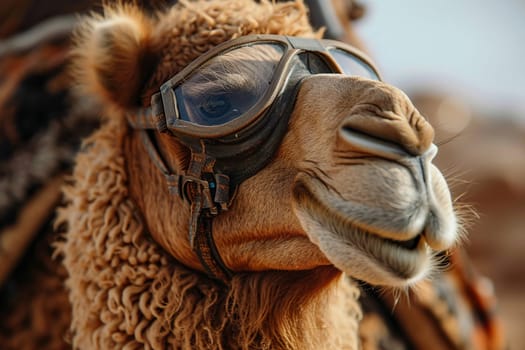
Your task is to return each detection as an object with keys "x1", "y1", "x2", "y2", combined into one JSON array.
[{"x1": 340, "y1": 82, "x2": 435, "y2": 156}]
